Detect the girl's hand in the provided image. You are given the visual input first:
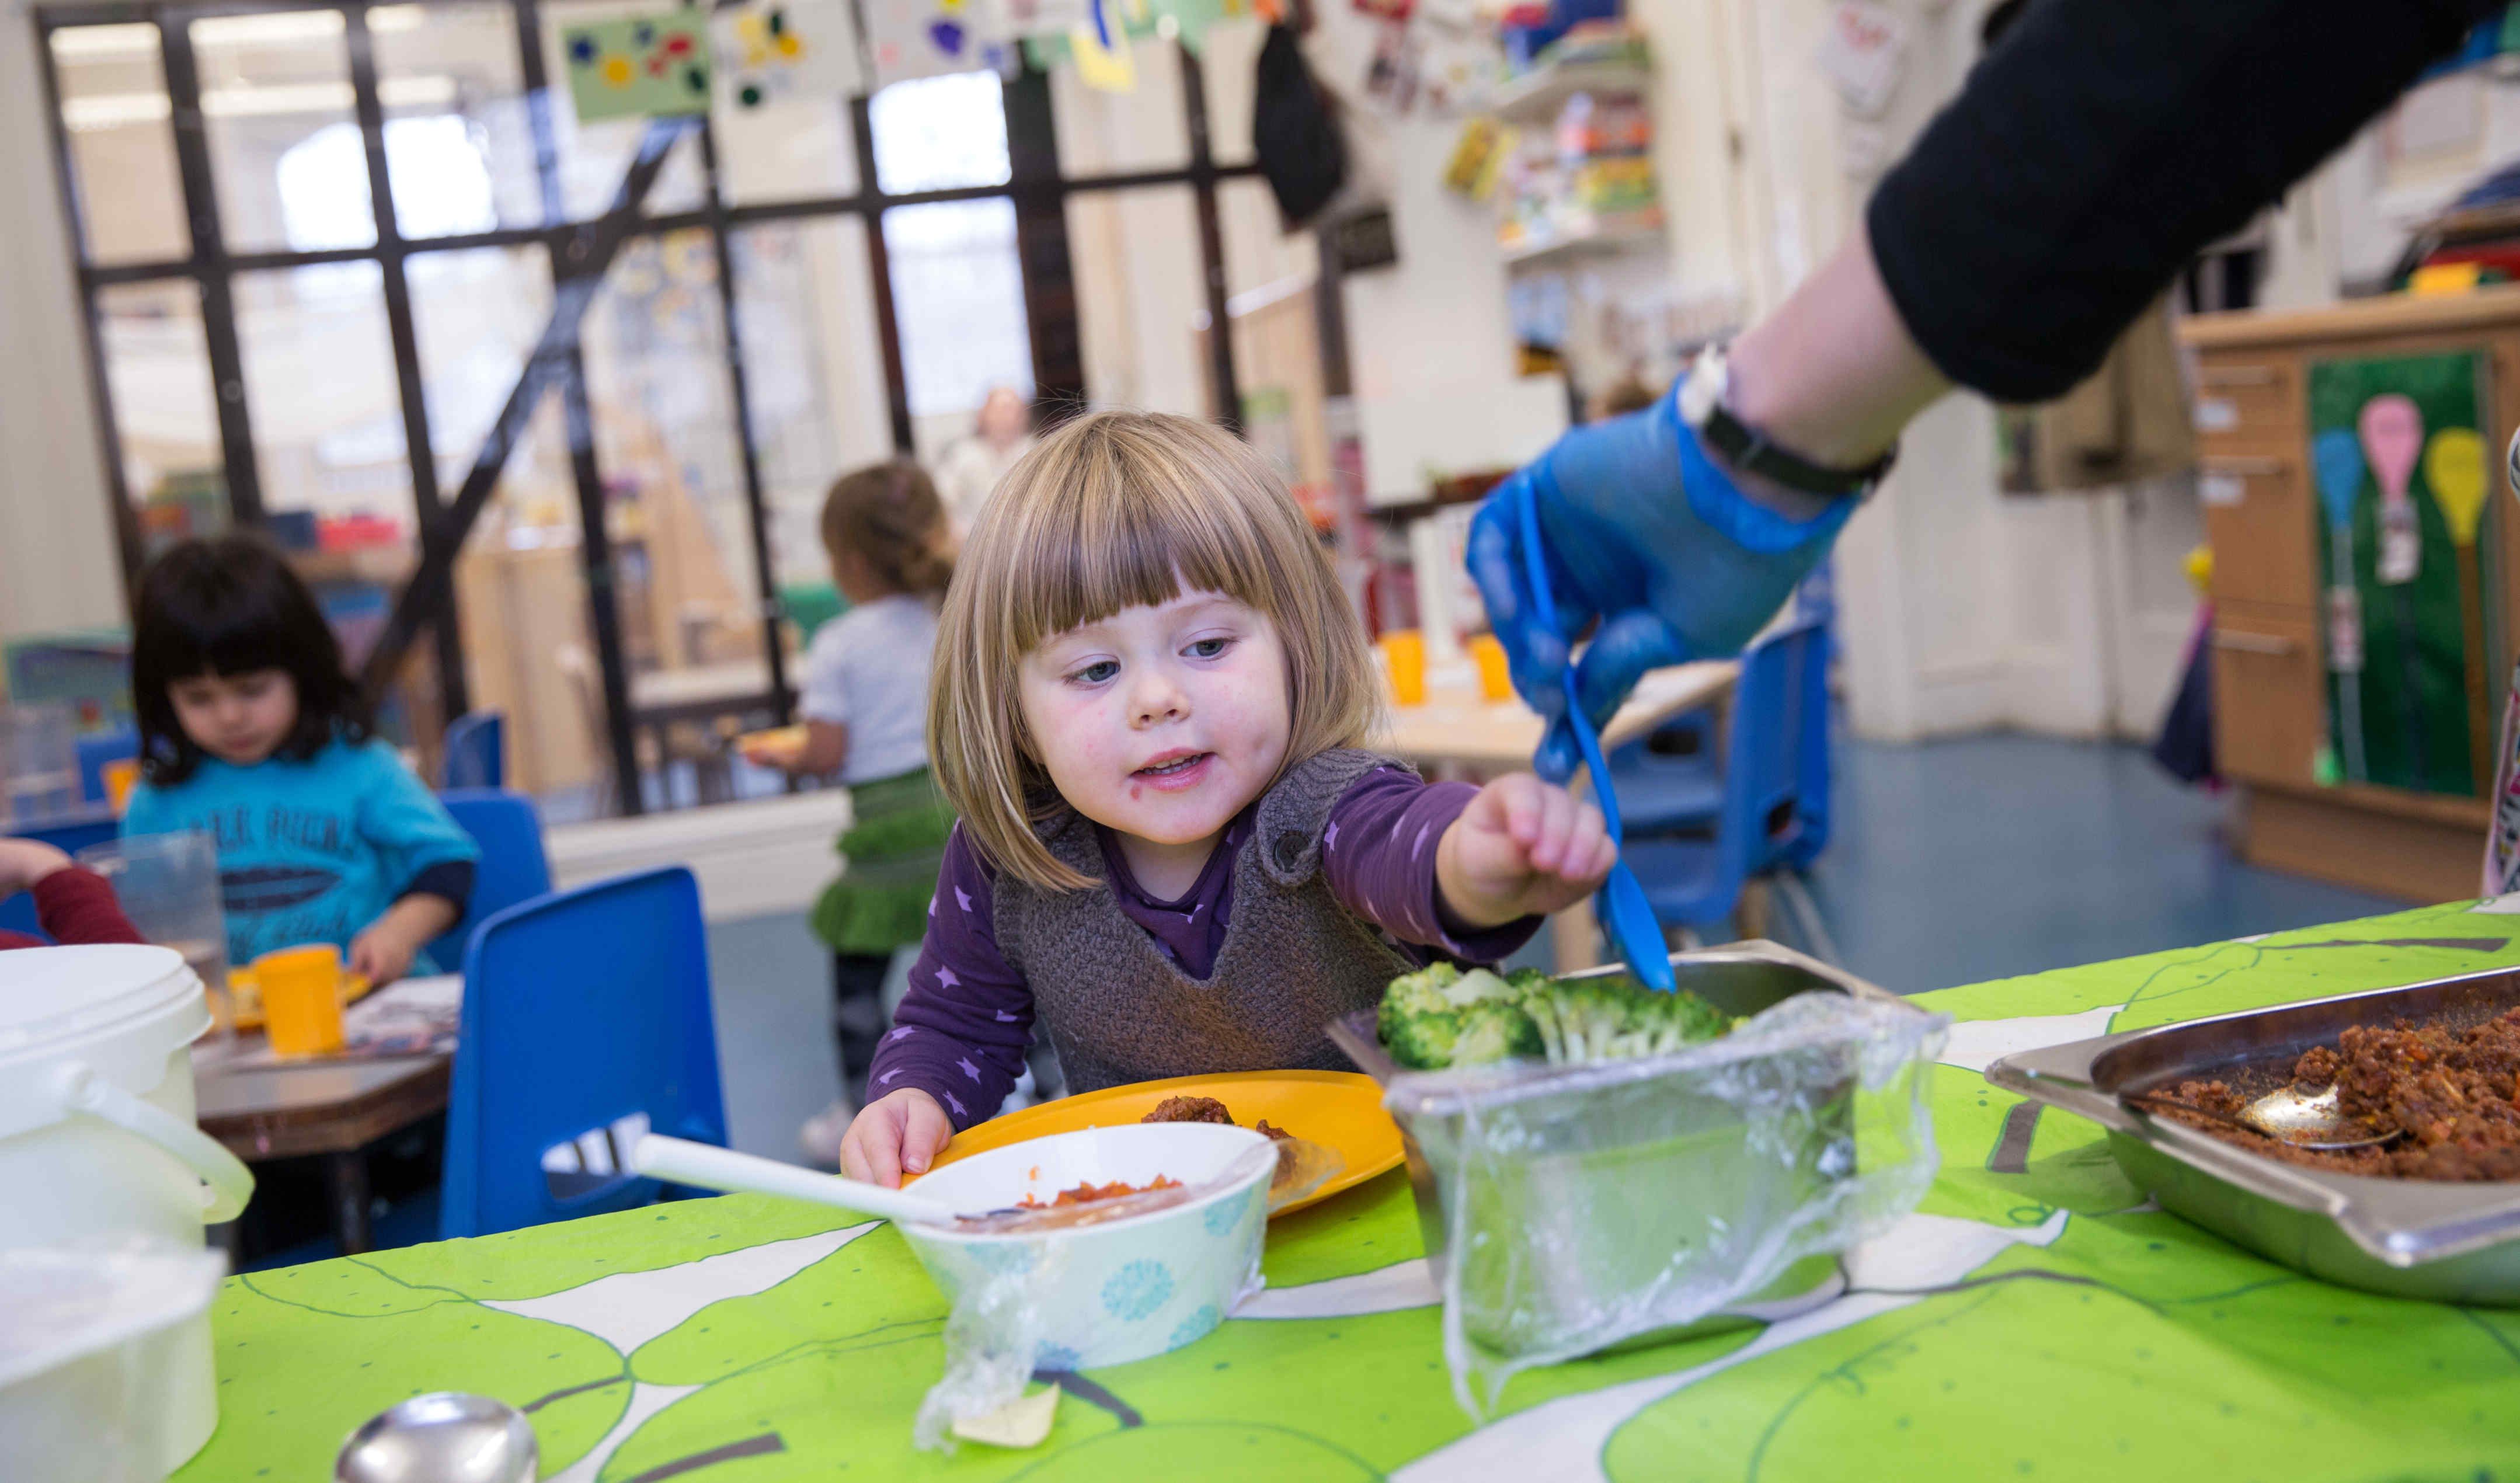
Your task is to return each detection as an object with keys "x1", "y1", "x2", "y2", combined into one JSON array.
[
  {"x1": 348, "y1": 893, "x2": 458, "y2": 984},
  {"x1": 841, "y1": 1088, "x2": 953, "y2": 1188},
  {"x1": 1435, "y1": 772, "x2": 1618, "y2": 930},
  {"x1": 0, "y1": 838, "x2": 72, "y2": 896},
  {"x1": 347, "y1": 920, "x2": 420, "y2": 986}
]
